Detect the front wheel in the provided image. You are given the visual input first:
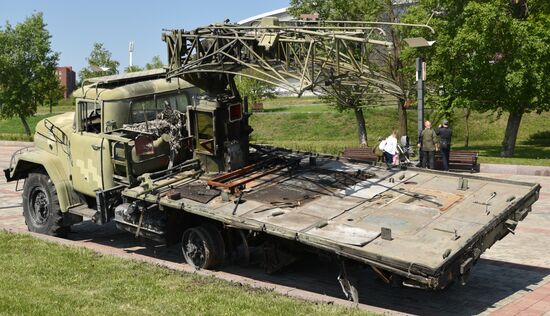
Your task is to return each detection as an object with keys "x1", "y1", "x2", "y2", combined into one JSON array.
[{"x1": 22, "y1": 171, "x2": 69, "y2": 237}]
